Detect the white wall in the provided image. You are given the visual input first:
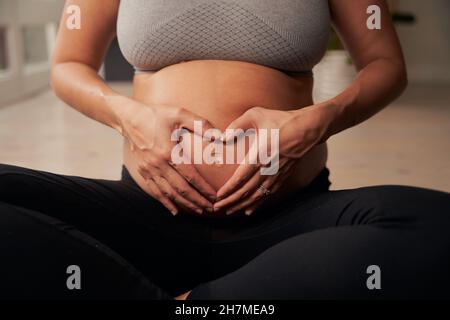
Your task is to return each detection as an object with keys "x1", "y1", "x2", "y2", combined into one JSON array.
[{"x1": 396, "y1": 0, "x2": 450, "y2": 83}]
